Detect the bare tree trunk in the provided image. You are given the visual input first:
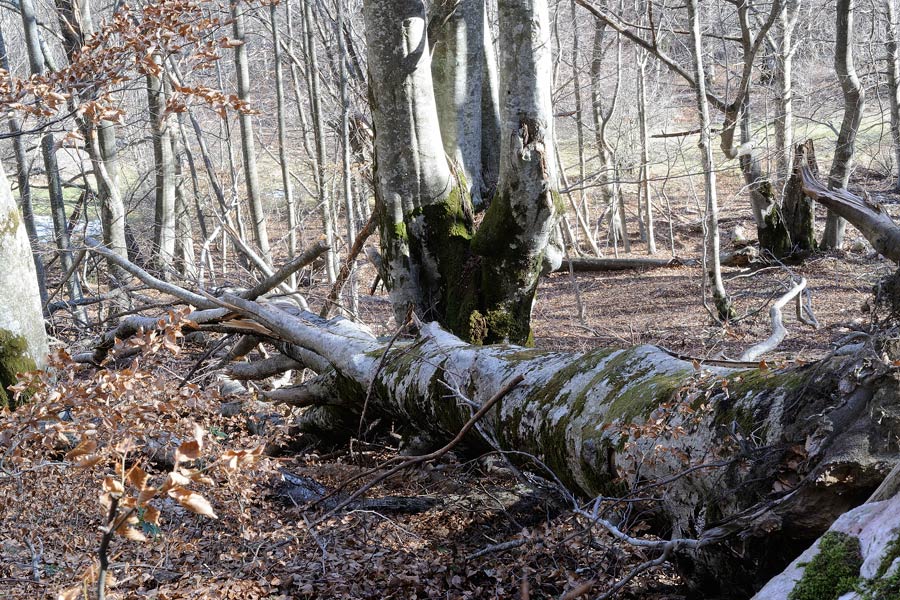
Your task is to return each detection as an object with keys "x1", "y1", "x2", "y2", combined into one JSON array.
[
  {"x1": 335, "y1": 0, "x2": 358, "y2": 315},
  {"x1": 590, "y1": 21, "x2": 626, "y2": 251},
  {"x1": 637, "y1": 55, "x2": 655, "y2": 254},
  {"x1": 147, "y1": 66, "x2": 176, "y2": 276},
  {"x1": 210, "y1": 293, "x2": 900, "y2": 597},
  {"x1": 364, "y1": 0, "x2": 463, "y2": 323},
  {"x1": 172, "y1": 136, "x2": 196, "y2": 279},
  {"x1": 687, "y1": 0, "x2": 732, "y2": 321},
  {"x1": 885, "y1": 0, "x2": 900, "y2": 190},
  {"x1": 822, "y1": 0, "x2": 865, "y2": 250},
  {"x1": 231, "y1": 0, "x2": 272, "y2": 263},
  {"x1": 54, "y1": 0, "x2": 128, "y2": 273},
  {"x1": 0, "y1": 163, "x2": 48, "y2": 408},
  {"x1": 286, "y1": 0, "x2": 317, "y2": 167},
  {"x1": 480, "y1": 9, "x2": 501, "y2": 203},
  {"x1": 0, "y1": 25, "x2": 47, "y2": 304},
  {"x1": 774, "y1": 0, "x2": 801, "y2": 194},
  {"x1": 18, "y1": 0, "x2": 85, "y2": 321},
  {"x1": 301, "y1": 0, "x2": 337, "y2": 282},
  {"x1": 271, "y1": 2, "x2": 297, "y2": 286},
  {"x1": 470, "y1": 0, "x2": 562, "y2": 343},
  {"x1": 430, "y1": 0, "x2": 498, "y2": 210},
  {"x1": 783, "y1": 140, "x2": 818, "y2": 253},
  {"x1": 570, "y1": 0, "x2": 587, "y2": 225}
]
